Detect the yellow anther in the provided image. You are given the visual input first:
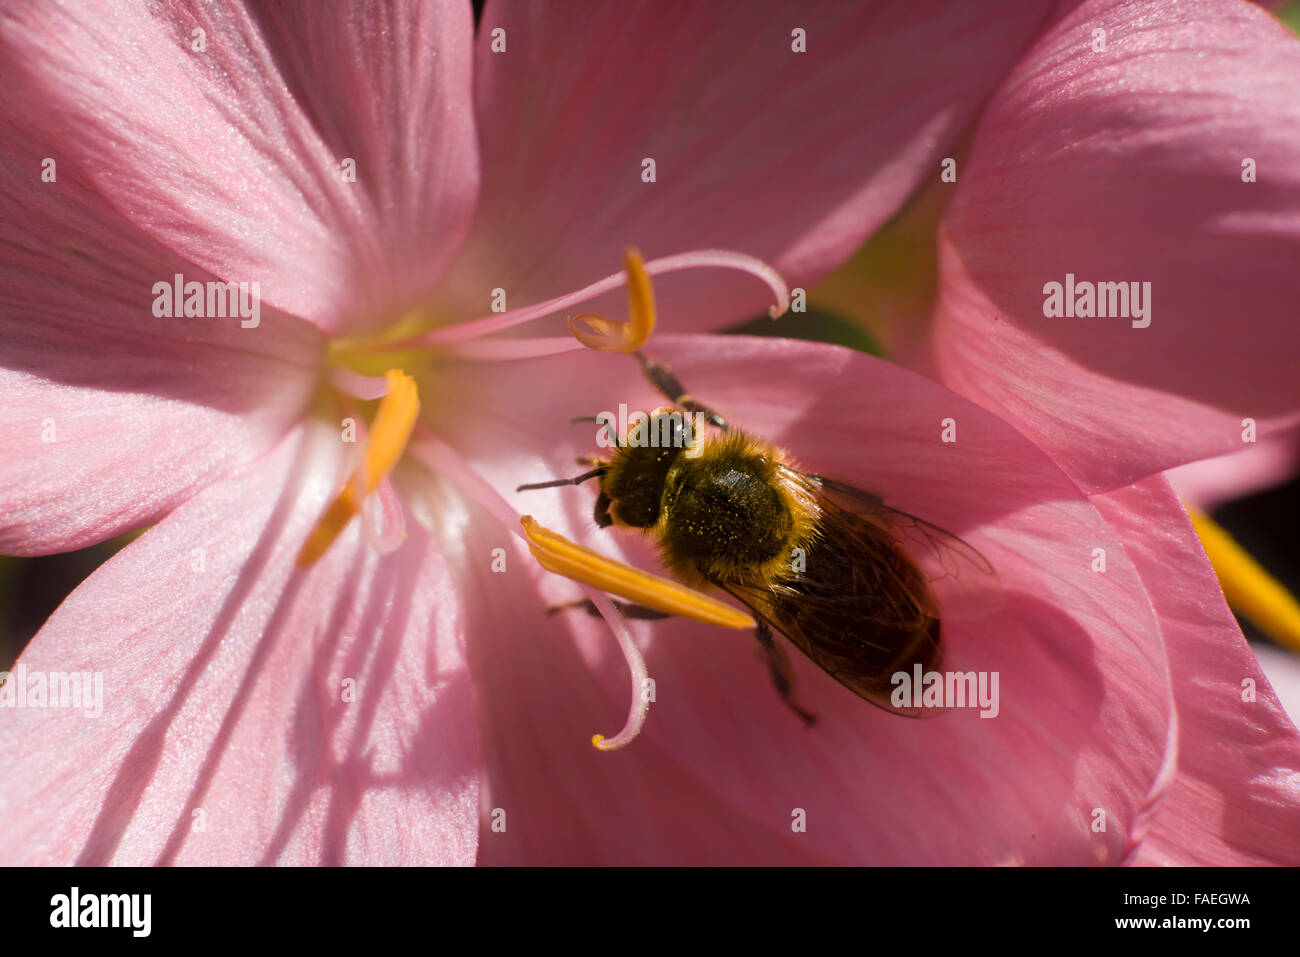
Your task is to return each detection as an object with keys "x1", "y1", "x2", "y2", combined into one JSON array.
[
  {"x1": 298, "y1": 369, "x2": 420, "y2": 566},
  {"x1": 568, "y1": 248, "x2": 656, "y2": 353},
  {"x1": 1188, "y1": 506, "x2": 1300, "y2": 654},
  {"x1": 520, "y1": 515, "x2": 754, "y2": 629}
]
